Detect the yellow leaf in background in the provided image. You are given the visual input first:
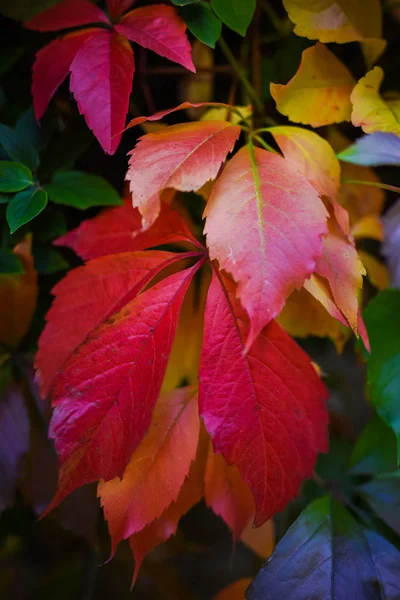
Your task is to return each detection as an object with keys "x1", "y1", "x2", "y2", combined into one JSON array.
[
  {"x1": 0, "y1": 238, "x2": 38, "y2": 348},
  {"x1": 358, "y1": 250, "x2": 389, "y2": 290},
  {"x1": 282, "y1": 0, "x2": 382, "y2": 43},
  {"x1": 182, "y1": 40, "x2": 214, "y2": 120},
  {"x1": 201, "y1": 105, "x2": 252, "y2": 125},
  {"x1": 240, "y1": 518, "x2": 275, "y2": 560},
  {"x1": 270, "y1": 43, "x2": 355, "y2": 127},
  {"x1": 352, "y1": 214, "x2": 383, "y2": 242},
  {"x1": 351, "y1": 67, "x2": 400, "y2": 135},
  {"x1": 360, "y1": 38, "x2": 387, "y2": 70},
  {"x1": 214, "y1": 578, "x2": 253, "y2": 600}
]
